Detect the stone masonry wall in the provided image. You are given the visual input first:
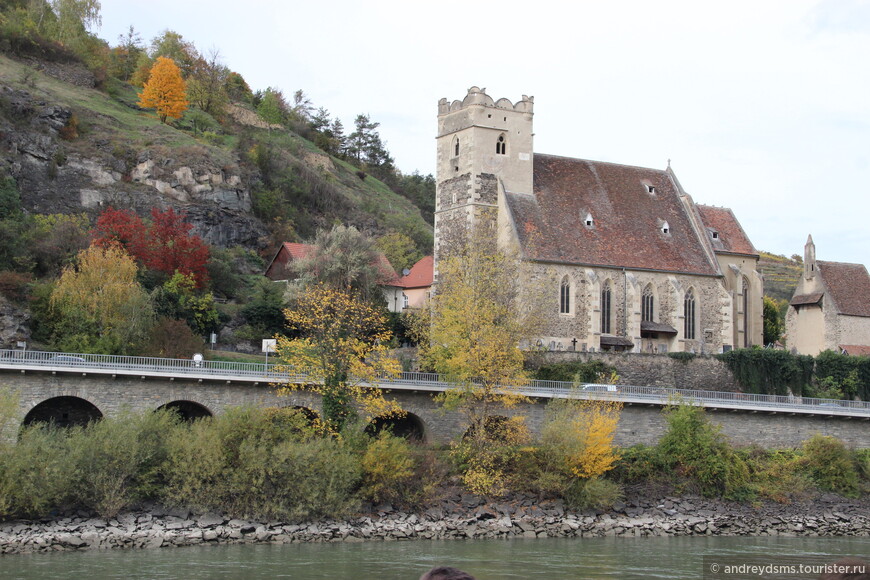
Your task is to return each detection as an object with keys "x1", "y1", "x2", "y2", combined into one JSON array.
[{"x1": 535, "y1": 351, "x2": 740, "y2": 391}]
